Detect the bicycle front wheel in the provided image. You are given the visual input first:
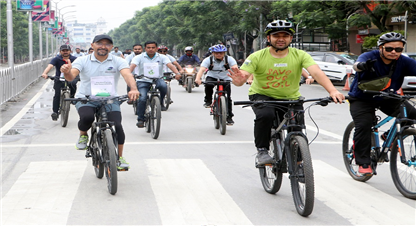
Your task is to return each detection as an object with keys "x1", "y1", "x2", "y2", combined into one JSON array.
[
  {"x1": 164, "y1": 85, "x2": 171, "y2": 110},
  {"x1": 60, "y1": 92, "x2": 70, "y2": 127},
  {"x1": 288, "y1": 135, "x2": 314, "y2": 217},
  {"x1": 390, "y1": 128, "x2": 416, "y2": 199},
  {"x1": 259, "y1": 137, "x2": 283, "y2": 194},
  {"x1": 91, "y1": 130, "x2": 104, "y2": 179},
  {"x1": 150, "y1": 96, "x2": 161, "y2": 139},
  {"x1": 342, "y1": 121, "x2": 373, "y2": 182},
  {"x1": 219, "y1": 96, "x2": 227, "y2": 135},
  {"x1": 213, "y1": 100, "x2": 219, "y2": 129},
  {"x1": 103, "y1": 129, "x2": 118, "y2": 195}
]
